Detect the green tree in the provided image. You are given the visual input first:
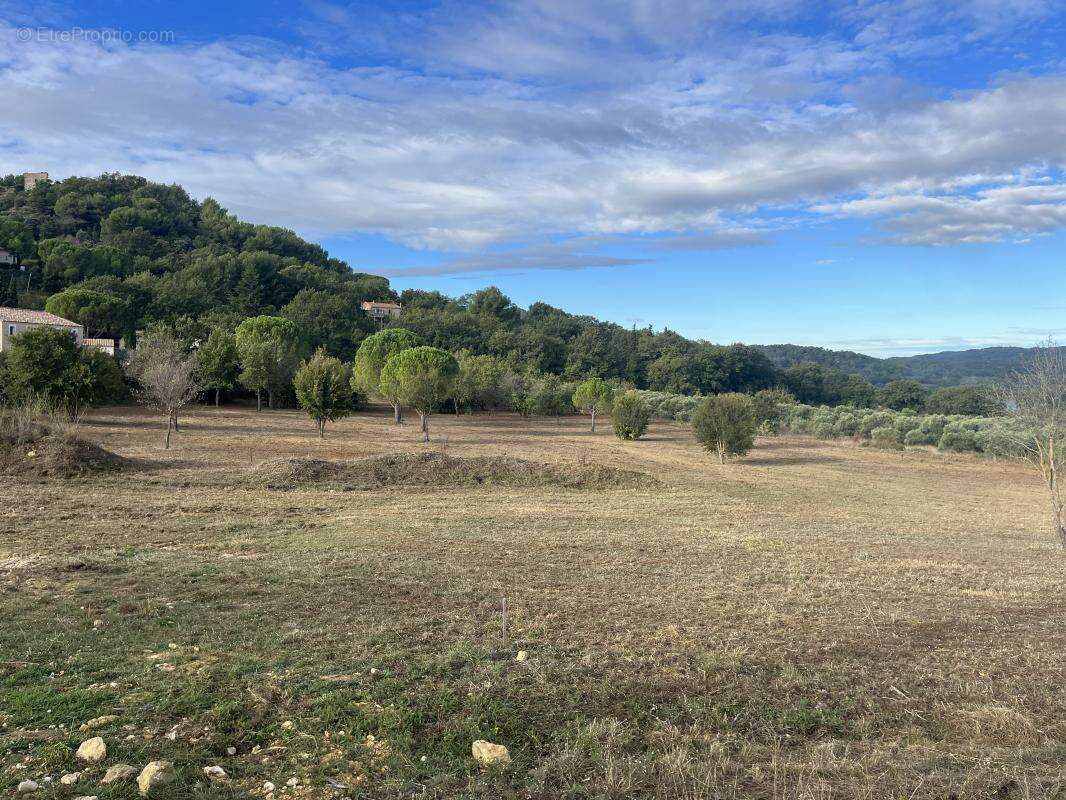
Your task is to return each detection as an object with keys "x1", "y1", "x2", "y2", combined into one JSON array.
[
  {"x1": 351, "y1": 328, "x2": 422, "y2": 423},
  {"x1": 875, "y1": 379, "x2": 928, "y2": 411},
  {"x1": 1, "y1": 274, "x2": 17, "y2": 306},
  {"x1": 454, "y1": 350, "x2": 506, "y2": 414},
  {"x1": 379, "y1": 346, "x2": 458, "y2": 442},
  {"x1": 692, "y1": 393, "x2": 757, "y2": 463},
  {"x1": 234, "y1": 316, "x2": 298, "y2": 411},
  {"x1": 926, "y1": 384, "x2": 994, "y2": 416},
  {"x1": 613, "y1": 391, "x2": 650, "y2": 440},
  {"x1": 5, "y1": 327, "x2": 124, "y2": 418},
  {"x1": 196, "y1": 328, "x2": 240, "y2": 406},
  {"x1": 751, "y1": 387, "x2": 795, "y2": 434},
  {"x1": 45, "y1": 287, "x2": 130, "y2": 338},
  {"x1": 572, "y1": 377, "x2": 614, "y2": 432},
  {"x1": 293, "y1": 348, "x2": 354, "y2": 437}
]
